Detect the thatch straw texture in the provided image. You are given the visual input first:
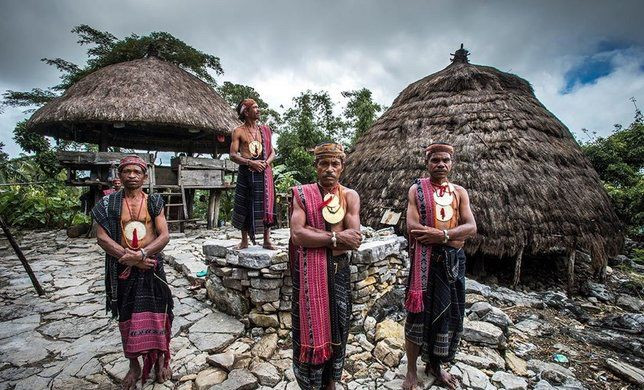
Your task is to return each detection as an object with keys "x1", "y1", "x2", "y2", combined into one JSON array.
[
  {"x1": 344, "y1": 56, "x2": 623, "y2": 264},
  {"x1": 27, "y1": 56, "x2": 239, "y2": 153}
]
